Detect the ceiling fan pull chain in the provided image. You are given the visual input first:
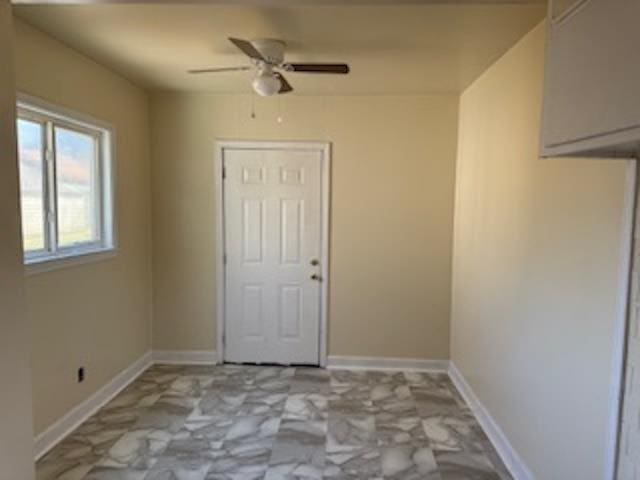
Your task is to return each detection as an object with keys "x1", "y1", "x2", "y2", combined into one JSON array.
[{"x1": 251, "y1": 92, "x2": 256, "y2": 119}]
